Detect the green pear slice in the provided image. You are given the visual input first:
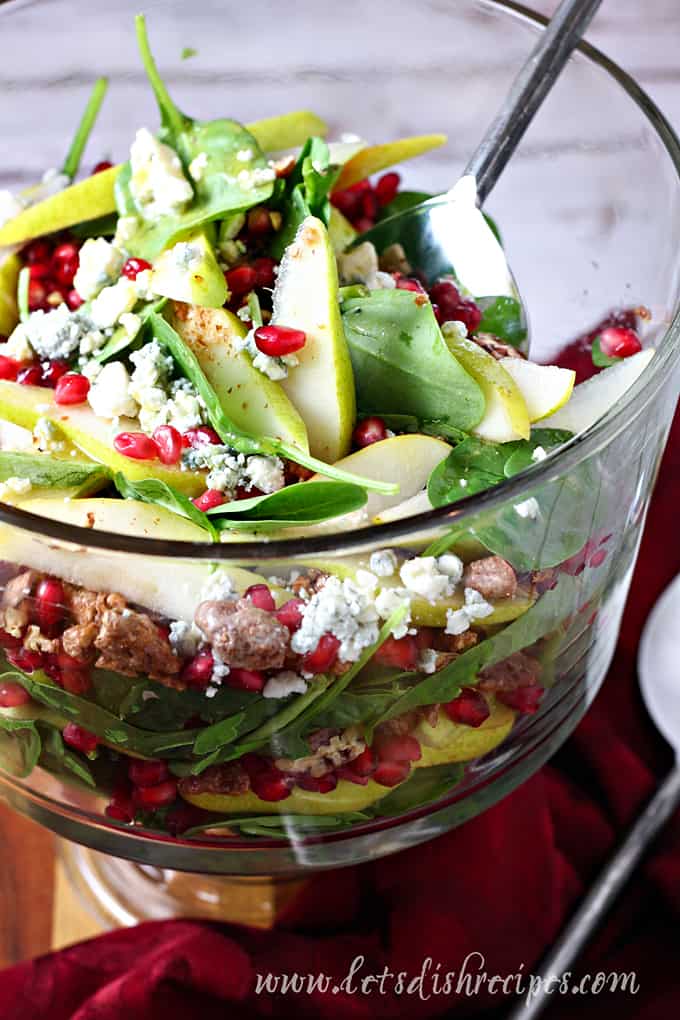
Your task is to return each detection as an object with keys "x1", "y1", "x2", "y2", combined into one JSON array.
[
  {"x1": 328, "y1": 207, "x2": 358, "y2": 254},
  {"x1": 0, "y1": 496, "x2": 275, "y2": 621},
  {"x1": 152, "y1": 231, "x2": 227, "y2": 308},
  {"x1": 541, "y1": 349, "x2": 654, "y2": 434},
  {"x1": 0, "y1": 381, "x2": 205, "y2": 496},
  {"x1": 443, "y1": 330, "x2": 530, "y2": 442},
  {"x1": 498, "y1": 357, "x2": 575, "y2": 422},
  {"x1": 271, "y1": 216, "x2": 356, "y2": 463},
  {"x1": 333, "y1": 134, "x2": 447, "y2": 191},
  {"x1": 372, "y1": 489, "x2": 433, "y2": 524},
  {"x1": 0, "y1": 253, "x2": 20, "y2": 335},
  {"x1": 170, "y1": 302, "x2": 308, "y2": 451}
]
